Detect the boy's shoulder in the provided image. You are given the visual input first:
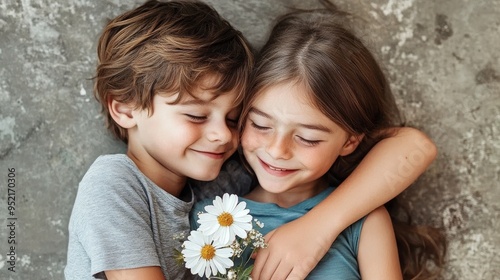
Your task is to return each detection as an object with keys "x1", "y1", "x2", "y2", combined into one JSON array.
[
  {"x1": 82, "y1": 154, "x2": 138, "y2": 181},
  {"x1": 78, "y1": 154, "x2": 148, "y2": 198},
  {"x1": 86, "y1": 153, "x2": 133, "y2": 171}
]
